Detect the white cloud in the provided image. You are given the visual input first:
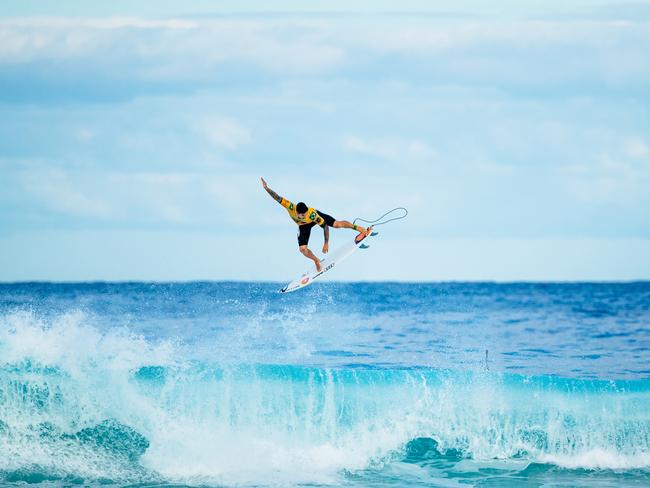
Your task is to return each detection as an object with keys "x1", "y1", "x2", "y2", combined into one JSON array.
[
  {"x1": 559, "y1": 151, "x2": 650, "y2": 203},
  {"x1": 197, "y1": 117, "x2": 251, "y2": 150},
  {"x1": 74, "y1": 127, "x2": 96, "y2": 142},
  {"x1": 1, "y1": 17, "x2": 197, "y2": 29},
  {"x1": 1, "y1": 15, "x2": 648, "y2": 84},
  {"x1": 0, "y1": 17, "x2": 346, "y2": 74},
  {"x1": 623, "y1": 136, "x2": 650, "y2": 159},
  {"x1": 343, "y1": 135, "x2": 436, "y2": 160},
  {"x1": 21, "y1": 169, "x2": 113, "y2": 219}
]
